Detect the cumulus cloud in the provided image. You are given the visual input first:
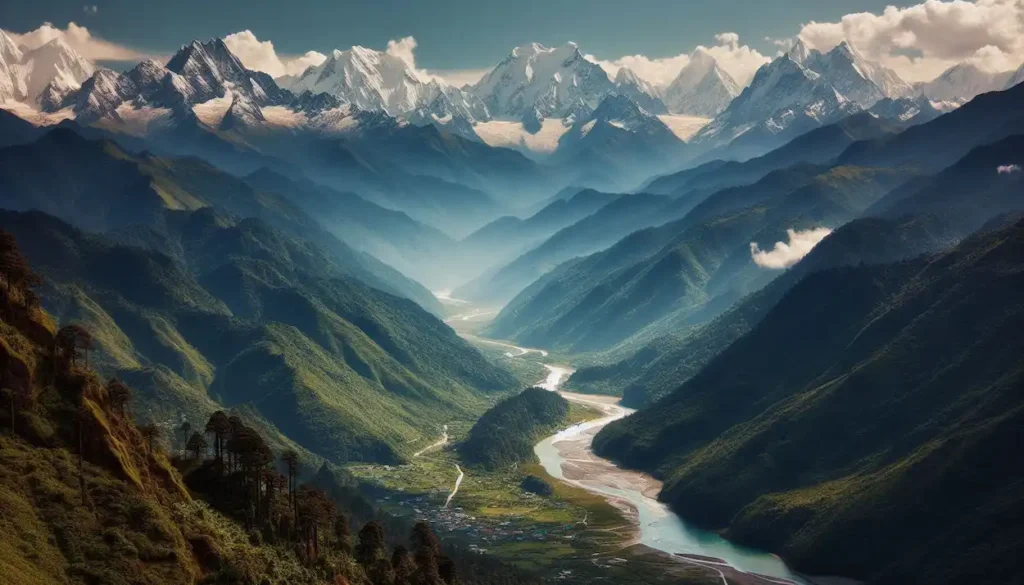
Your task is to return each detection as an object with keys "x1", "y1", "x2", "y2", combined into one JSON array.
[
  {"x1": 997, "y1": 164, "x2": 1022, "y2": 174},
  {"x1": 798, "y1": 0, "x2": 1024, "y2": 82},
  {"x1": 223, "y1": 30, "x2": 326, "y2": 78},
  {"x1": 588, "y1": 52, "x2": 692, "y2": 88},
  {"x1": 5, "y1": 21, "x2": 153, "y2": 61},
  {"x1": 385, "y1": 36, "x2": 419, "y2": 70},
  {"x1": 382, "y1": 36, "x2": 489, "y2": 86},
  {"x1": 588, "y1": 32, "x2": 770, "y2": 89},
  {"x1": 750, "y1": 227, "x2": 833, "y2": 269}
]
